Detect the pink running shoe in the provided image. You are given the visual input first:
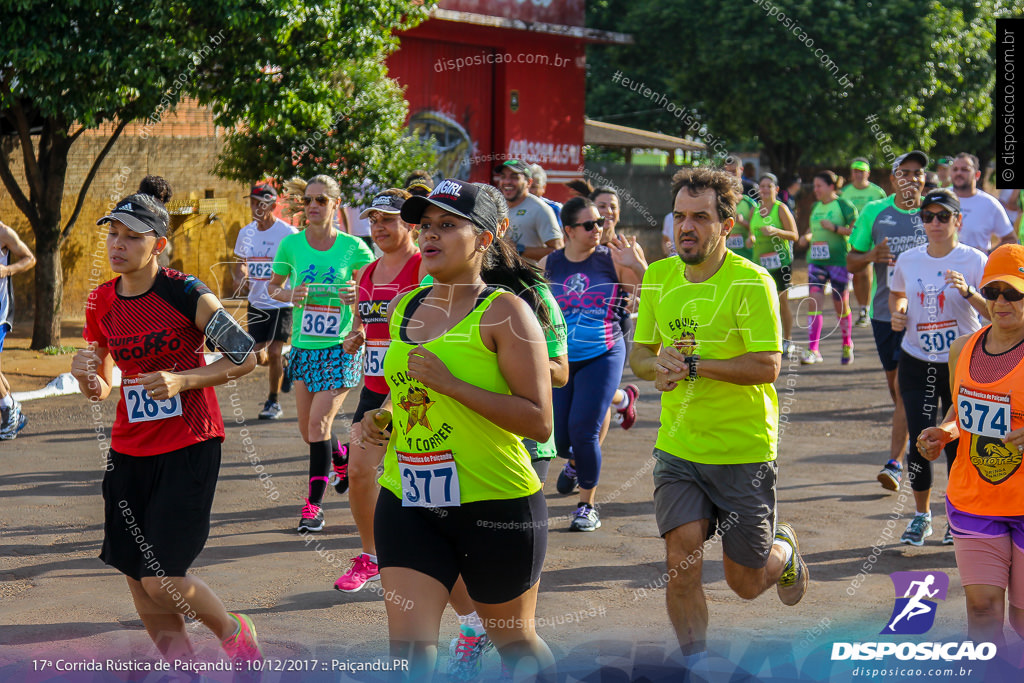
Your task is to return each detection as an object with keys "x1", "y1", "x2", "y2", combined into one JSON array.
[
  {"x1": 334, "y1": 554, "x2": 380, "y2": 592},
  {"x1": 616, "y1": 384, "x2": 640, "y2": 430},
  {"x1": 222, "y1": 612, "x2": 263, "y2": 664}
]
